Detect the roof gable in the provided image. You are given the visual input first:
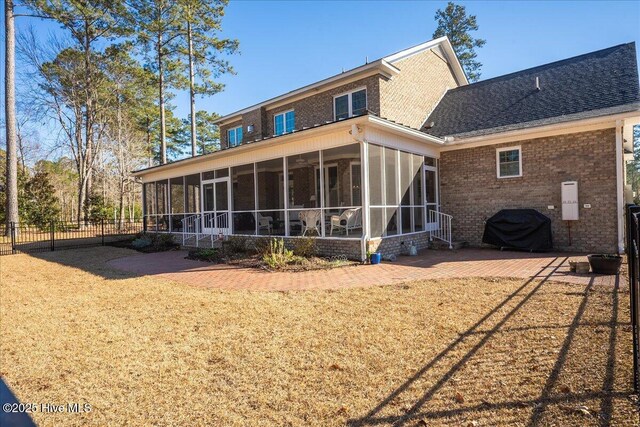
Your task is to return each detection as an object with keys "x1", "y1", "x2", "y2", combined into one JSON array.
[
  {"x1": 425, "y1": 42, "x2": 640, "y2": 138},
  {"x1": 214, "y1": 37, "x2": 466, "y2": 125}
]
